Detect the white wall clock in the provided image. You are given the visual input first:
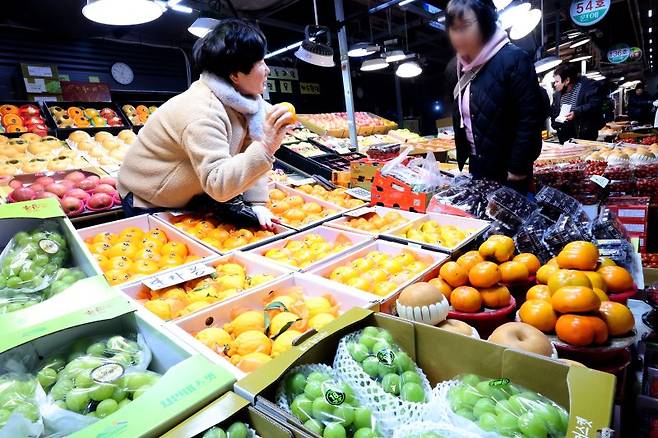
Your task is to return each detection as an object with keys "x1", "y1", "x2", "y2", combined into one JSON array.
[{"x1": 111, "y1": 62, "x2": 134, "y2": 85}]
